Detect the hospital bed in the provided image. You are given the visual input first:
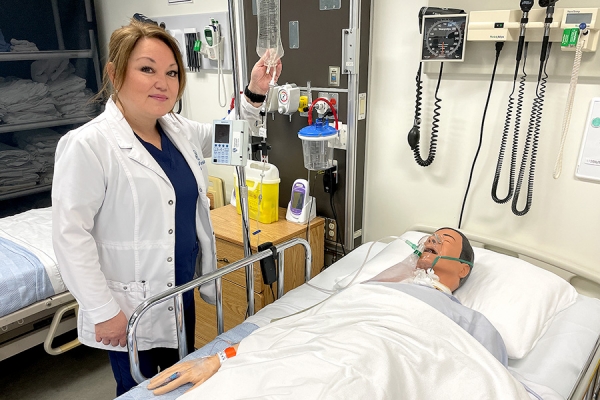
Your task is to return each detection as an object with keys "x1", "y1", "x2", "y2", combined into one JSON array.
[
  {"x1": 0, "y1": 207, "x2": 79, "y2": 361},
  {"x1": 118, "y1": 227, "x2": 600, "y2": 399}
]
